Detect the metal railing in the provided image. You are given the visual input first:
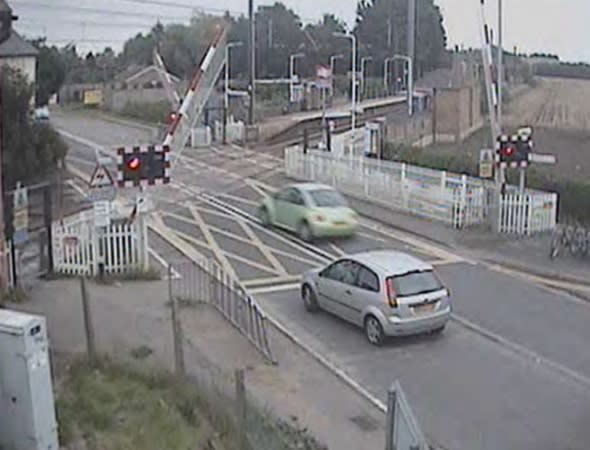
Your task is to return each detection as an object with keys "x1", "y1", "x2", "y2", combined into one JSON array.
[
  {"x1": 170, "y1": 260, "x2": 276, "y2": 364},
  {"x1": 386, "y1": 380, "x2": 429, "y2": 450}
]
